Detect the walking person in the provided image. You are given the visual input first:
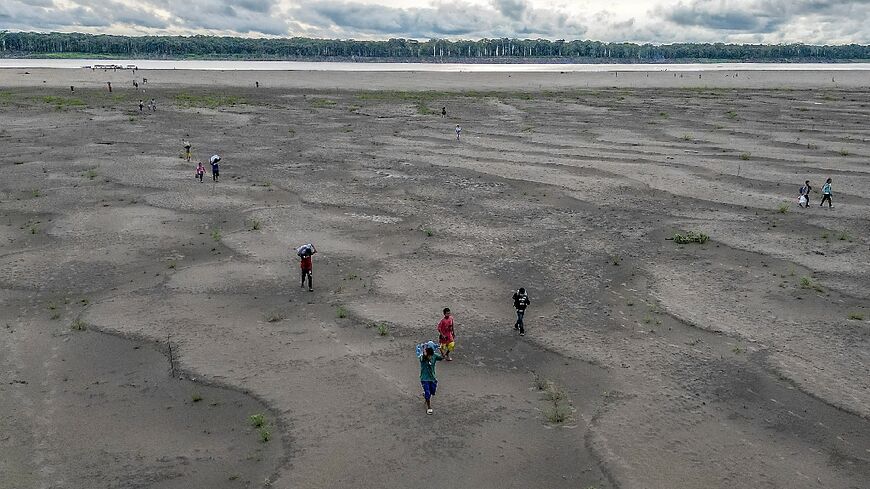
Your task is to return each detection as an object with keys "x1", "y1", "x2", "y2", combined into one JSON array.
[
  {"x1": 419, "y1": 345, "x2": 443, "y2": 415},
  {"x1": 512, "y1": 287, "x2": 531, "y2": 336},
  {"x1": 455, "y1": 124, "x2": 462, "y2": 141},
  {"x1": 441, "y1": 106, "x2": 446, "y2": 118},
  {"x1": 183, "y1": 139, "x2": 192, "y2": 162},
  {"x1": 799, "y1": 180, "x2": 812, "y2": 208},
  {"x1": 820, "y1": 178, "x2": 833, "y2": 208},
  {"x1": 138, "y1": 99, "x2": 144, "y2": 112},
  {"x1": 437, "y1": 308, "x2": 455, "y2": 361},
  {"x1": 150, "y1": 98, "x2": 157, "y2": 111},
  {"x1": 297, "y1": 243, "x2": 316, "y2": 291},
  {"x1": 195, "y1": 161, "x2": 205, "y2": 182},
  {"x1": 209, "y1": 155, "x2": 221, "y2": 182}
]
